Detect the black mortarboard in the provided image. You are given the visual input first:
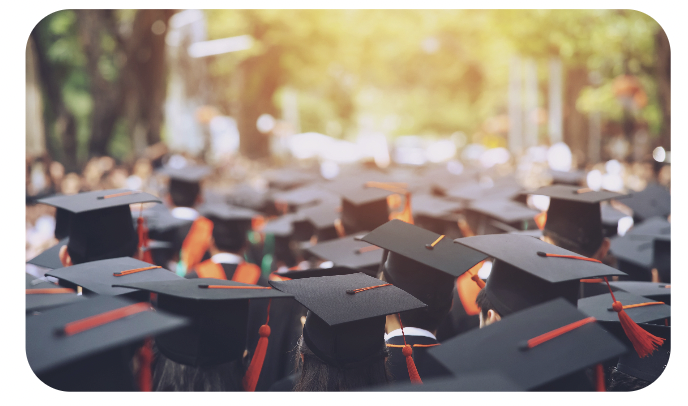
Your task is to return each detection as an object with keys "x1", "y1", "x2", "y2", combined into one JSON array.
[
  {"x1": 46, "y1": 257, "x2": 181, "y2": 299},
  {"x1": 158, "y1": 165, "x2": 211, "y2": 208},
  {"x1": 509, "y1": 229, "x2": 543, "y2": 239},
  {"x1": 38, "y1": 189, "x2": 162, "y2": 264},
  {"x1": 619, "y1": 183, "x2": 671, "y2": 222},
  {"x1": 616, "y1": 323, "x2": 670, "y2": 382},
  {"x1": 112, "y1": 278, "x2": 292, "y2": 367},
  {"x1": 199, "y1": 203, "x2": 257, "y2": 253},
  {"x1": 225, "y1": 183, "x2": 276, "y2": 214},
  {"x1": 339, "y1": 186, "x2": 395, "y2": 234},
  {"x1": 534, "y1": 185, "x2": 627, "y2": 256},
  {"x1": 272, "y1": 185, "x2": 338, "y2": 211},
  {"x1": 607, "y1": 281, "x2": 671, "y2": 304},
  {"x1": 276, "y1": 266, "x2": 365, "y2": 280},
  {"x1": 54, "y1": 207, "x2": 73, "y2": 240},
  {"x1": 427, "y1": 298, "x2": 628, "y2": 391},
  {"x1": 412, "y1": 194, "x2": 464, "y2": 218},
  {"x1": 157, "y1": 164, "x2": 212, "y2": 183},
  {"x1": 467, "y1": 199, "x2": 539, "y2": 230},
  {"x1": 263, "y1": 167, "x2": 322, "y2": 190},
  {"x1": 27, "y1": 295, "x2": 188, "y2": 390},
  {"x1": 627, "y1": 217, "x2": 671, "y2": 240},
  {"x1": 26, "y1": 237, "x2": 68, "y2": 270},
  {"x1": 601, "y1": 203, "x2": 629, "y2": 237},
  {"x1": 269, "y1": 273, "x2": 426, "y2": 368},
  {"x1": 653, "y1": 238, "x2": 671, "y2": 283},
  {"x1": 445, "y1": 182, "x2": 523, "y2": 203},
  {"x1": 370, "y1": 373, "x2": 523, "y2": 392},
  {"x1": 262, "y1": 213, "x2": 298, "y2": 237},
  {"x1": 305, "y1": 234, "x2": 385, "y2": 274},
  {"x1": 26, "y1": 273, "x2": 85, "y2": 313},
  {"x1": 297, "y1": 202, "x2": 341, "y2": 242},
  {"x1": 609, "y1": 234, "x2": 654, "y2": 281},
  {"x1": 578, "y1": 291, "x2": 670, "y2": 324},
  {"x1": 454, "y1": 234, "x2": 626, "y2": 316}
]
